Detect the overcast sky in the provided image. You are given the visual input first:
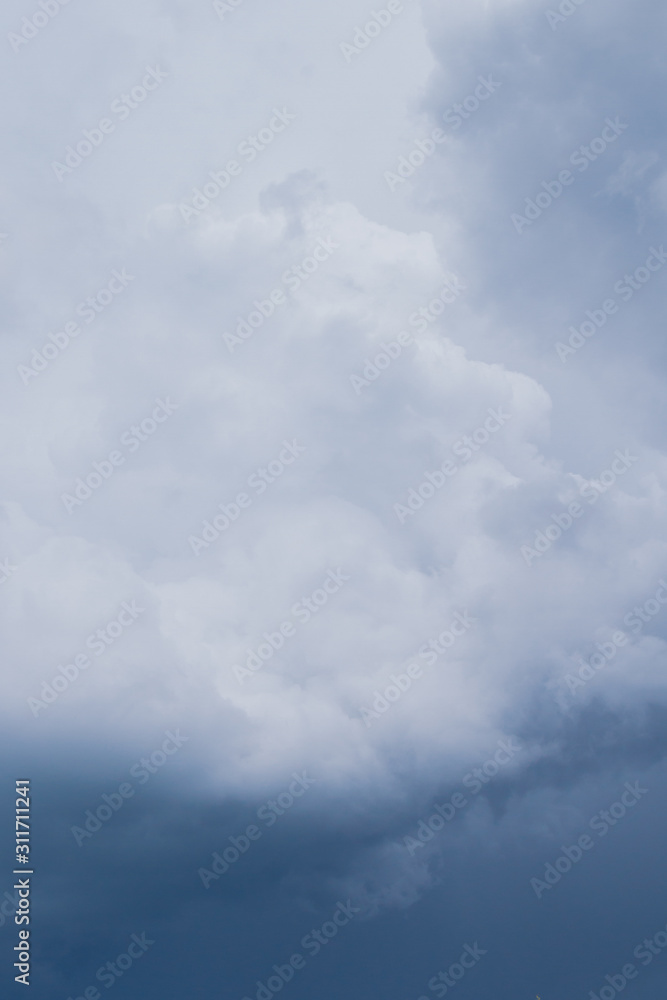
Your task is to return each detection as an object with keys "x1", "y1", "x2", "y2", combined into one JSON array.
[{"x1": 2, "y1": 1, "x2": 667, "y2": 998}]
